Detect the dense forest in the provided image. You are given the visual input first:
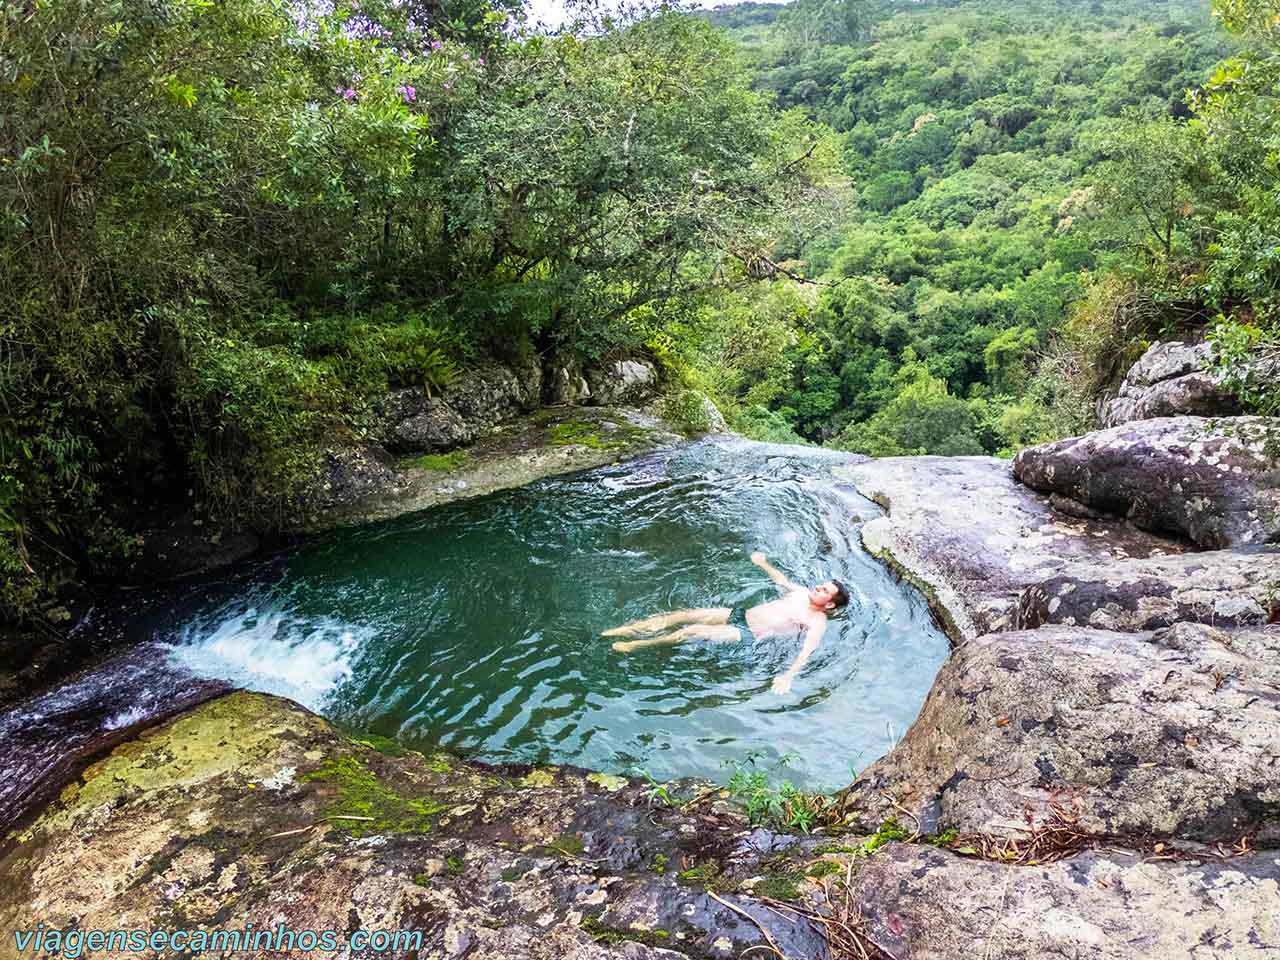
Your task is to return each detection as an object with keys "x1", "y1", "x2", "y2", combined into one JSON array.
[
  {"x1": 3, "y1": 0, "x2": 1279, "y2": 628},
  {"x1": 680, "y1": 0, "x2": 1272, "y2": 455}
]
